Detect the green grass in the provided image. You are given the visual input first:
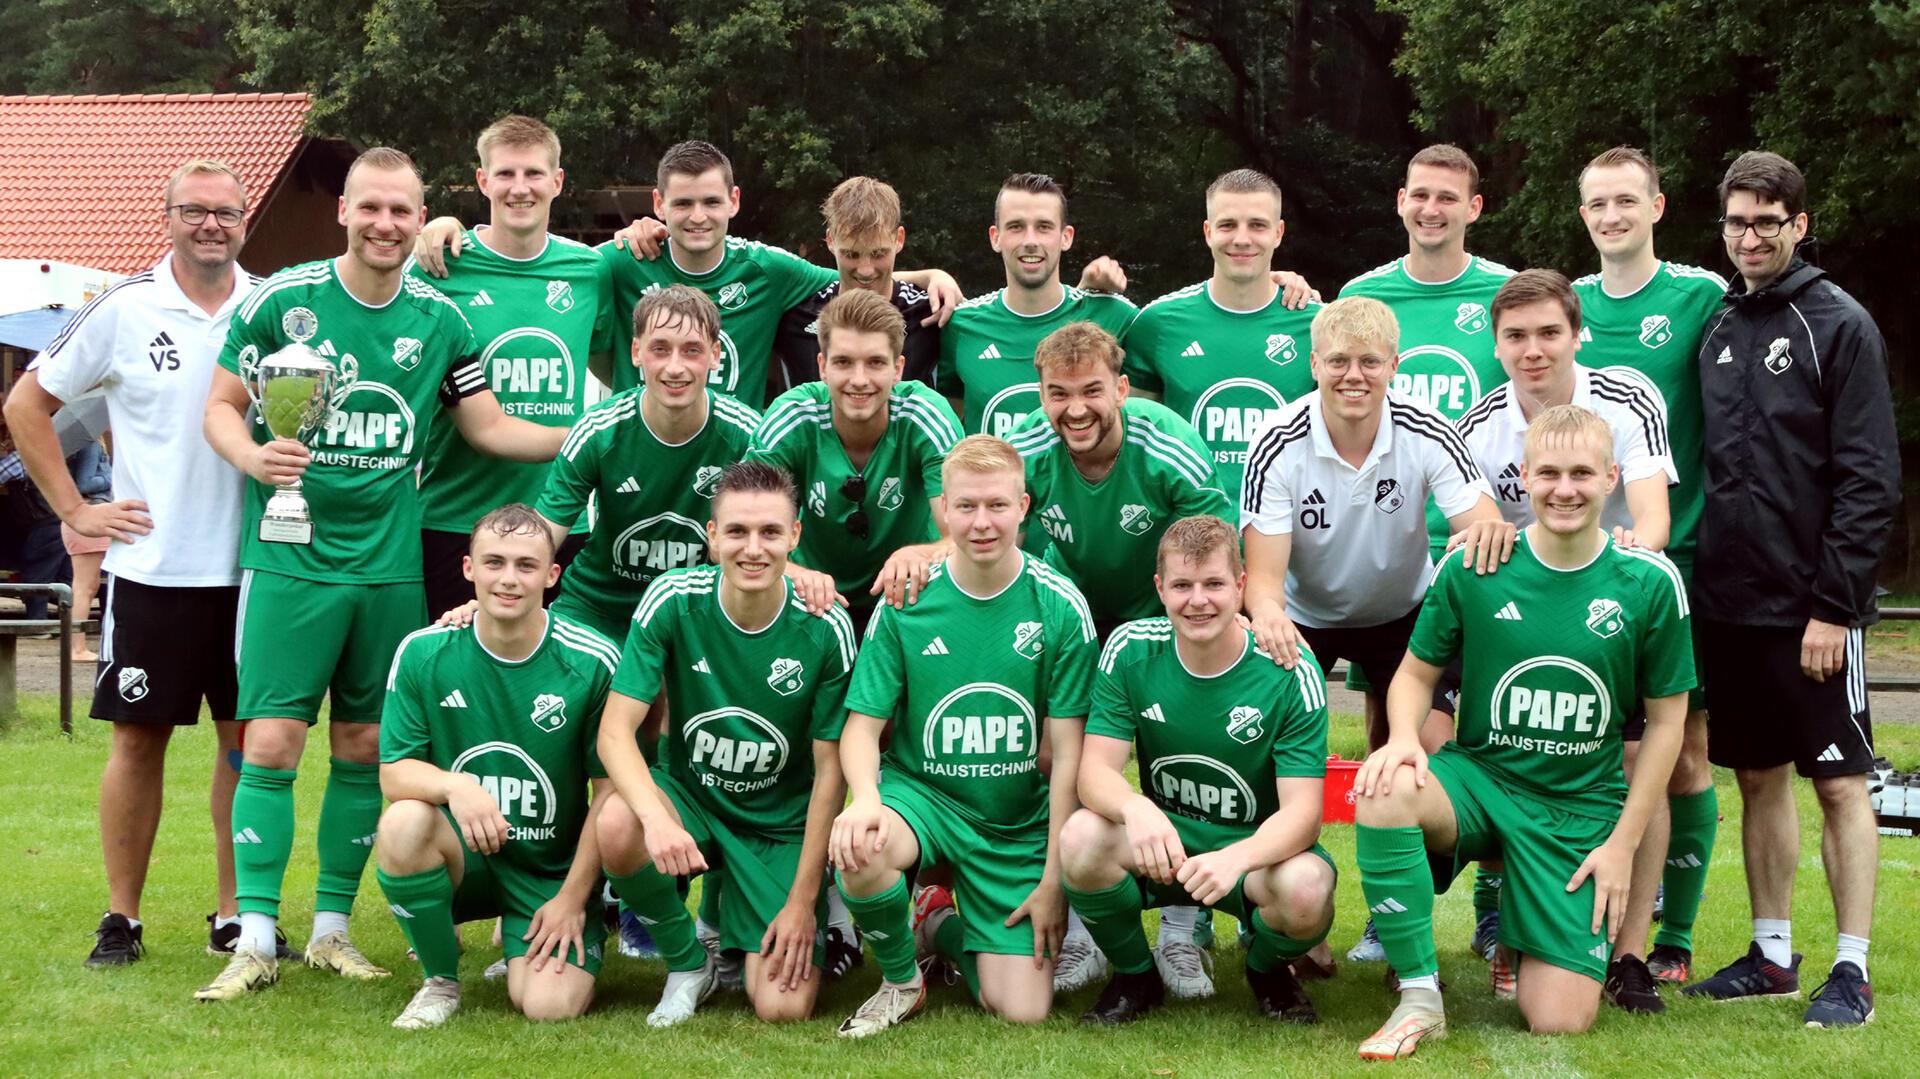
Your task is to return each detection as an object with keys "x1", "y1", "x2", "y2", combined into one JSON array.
[
  {"x1": 1868, "y1": 594, "x2": 1920, "y2": 663},
  {"x1": 3, "y1": 695, "x2": 1916, "y2": 1077}
]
